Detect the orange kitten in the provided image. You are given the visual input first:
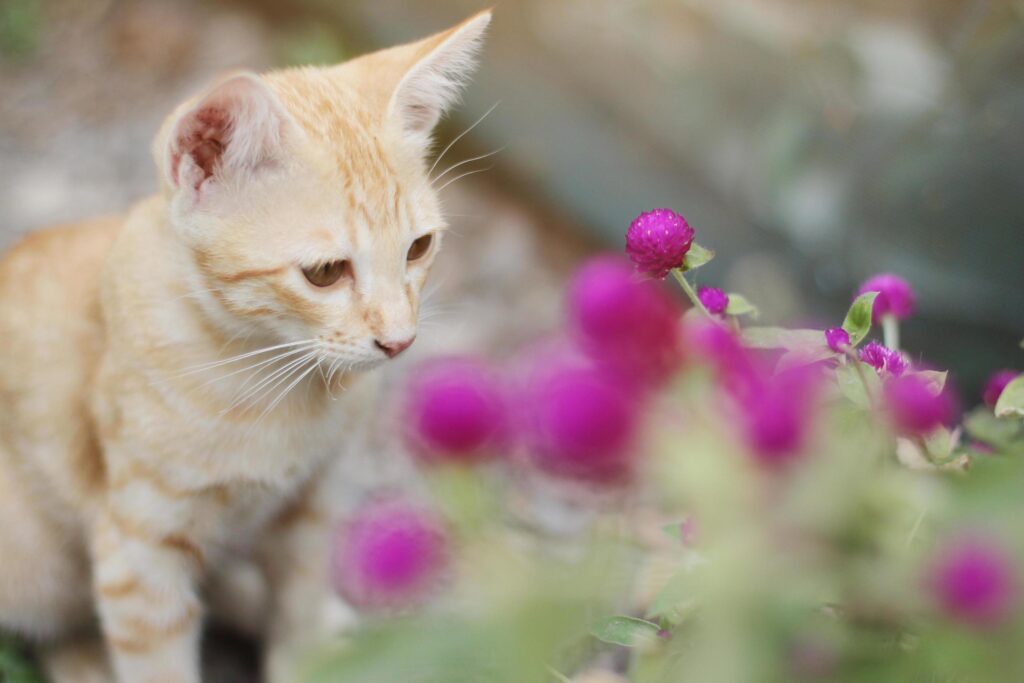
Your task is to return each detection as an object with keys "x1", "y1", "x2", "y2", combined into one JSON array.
[{"x1": 0, "y1": 11, "x2": 491, "y2": 683}]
